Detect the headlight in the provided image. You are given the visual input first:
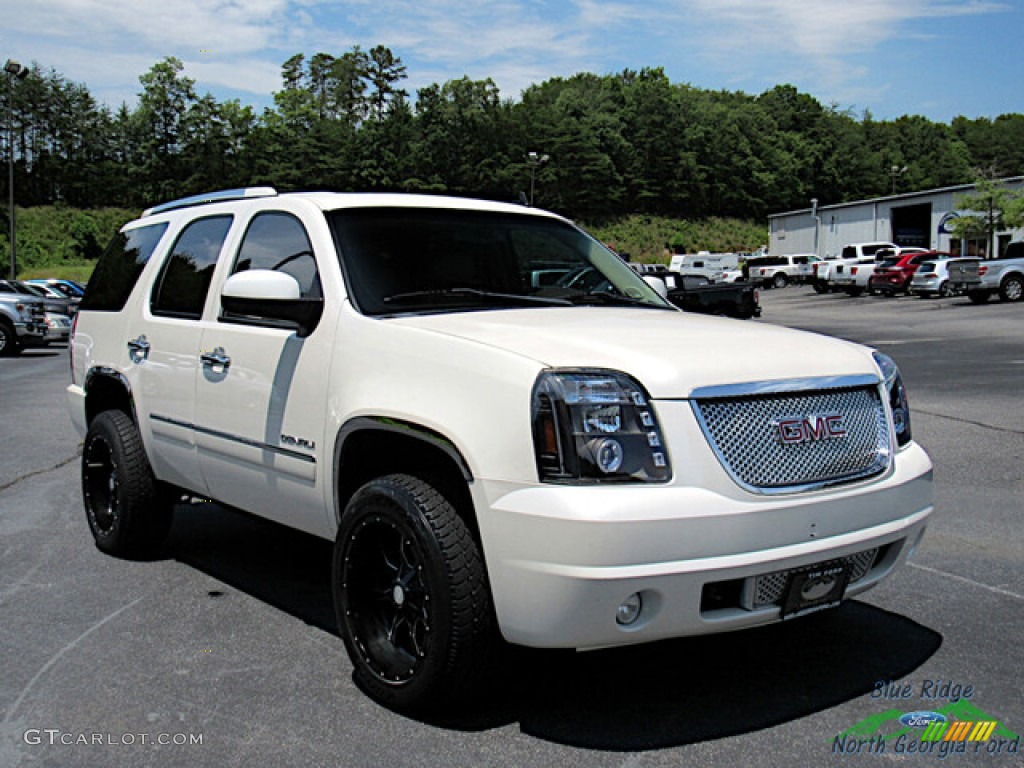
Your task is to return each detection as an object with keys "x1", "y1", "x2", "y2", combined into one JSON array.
[
  {"x1": 531, "y1": 370, "x2": 671, "y2": 483},
  {"x1": 873, "y1": 351, "x2": 912, "y2": 447}
]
